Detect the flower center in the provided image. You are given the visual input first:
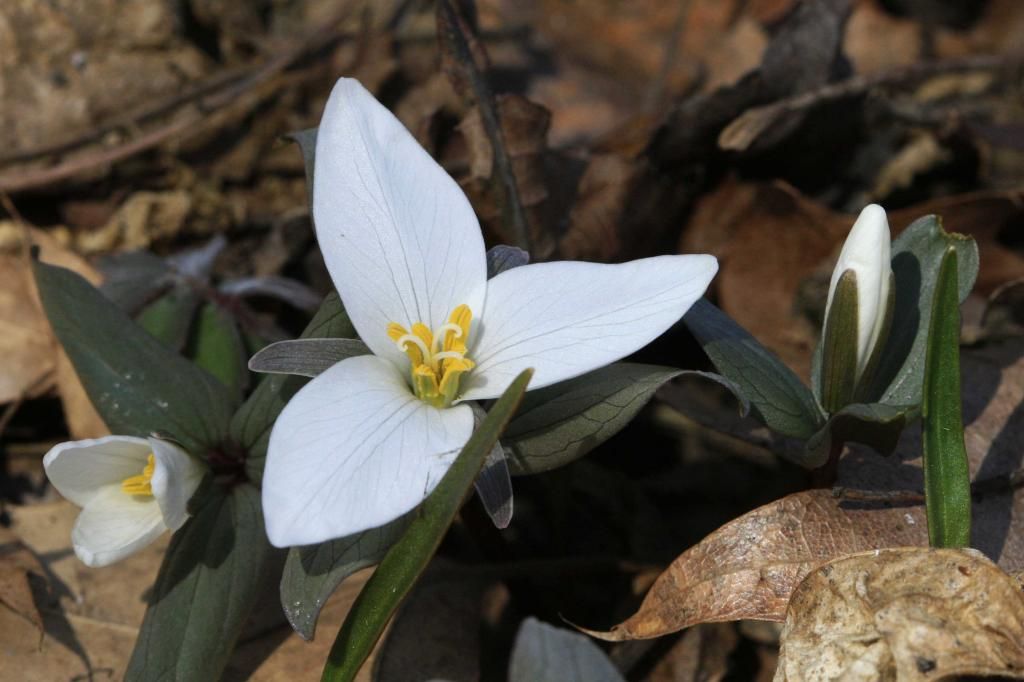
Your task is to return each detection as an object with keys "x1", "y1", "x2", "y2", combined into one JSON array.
[
  {"x1": 121, "y1": 454, "x2": 156, "y2": 496},
  {"x1": 388, "y1": 304, "x2": 474, "y2": 408}
]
